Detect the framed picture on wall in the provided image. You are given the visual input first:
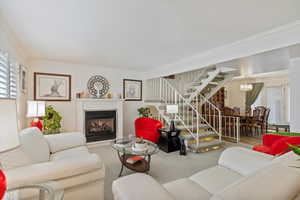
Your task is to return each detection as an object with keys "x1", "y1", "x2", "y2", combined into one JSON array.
[
  {"x1": 19, "y1": 65, "x2": 27, "y2": 94},
  {"x1": 123, "y1": 79, "x2": 142, "y2": 101},
  {"x1": 34, "y1": 72, "x2": 71, "y2": 101}
]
